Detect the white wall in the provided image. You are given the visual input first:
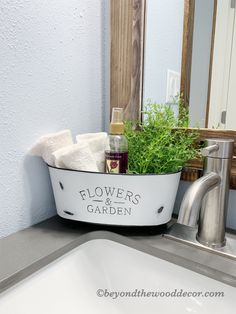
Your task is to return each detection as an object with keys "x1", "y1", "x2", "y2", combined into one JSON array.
[
  {"x1": 0, "y1": 0, "x2": 108, "y2": 238},
  {"x1": 143, "y1": 0, "x2": 184, "y2": 104}
]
